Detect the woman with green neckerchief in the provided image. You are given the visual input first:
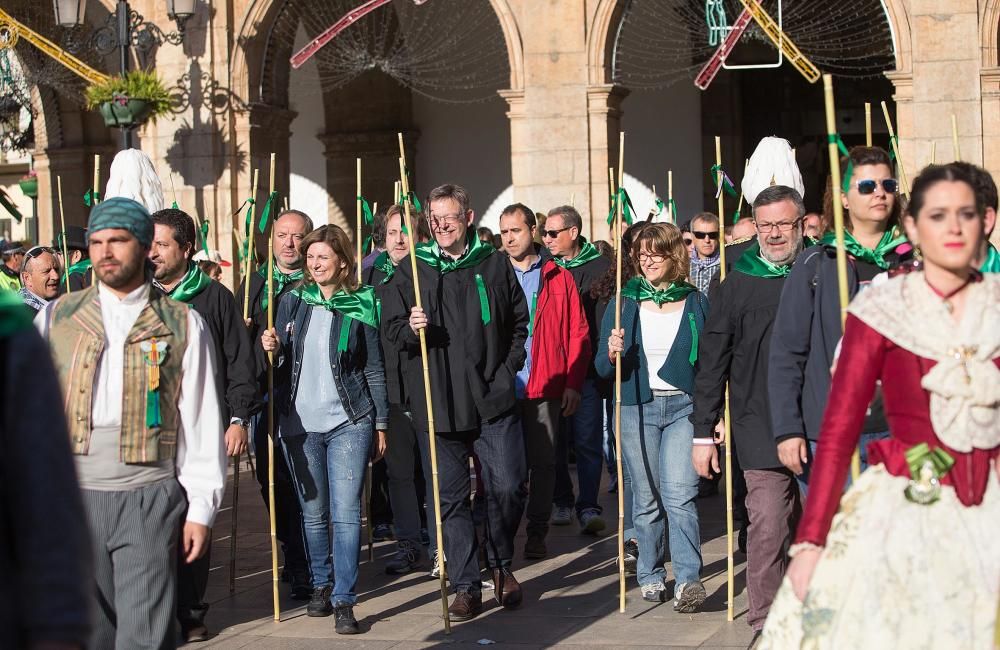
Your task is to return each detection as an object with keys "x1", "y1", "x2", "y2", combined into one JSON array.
[
  {"x1": 769, "y1": 146, "x2": 907, "y2": 490},
  {"x1": 261, "y1": 224, "x2": 388, "y2": 635},
  {"x1": 595, "y1": 222, "x2": 710, "y2": 611}
]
